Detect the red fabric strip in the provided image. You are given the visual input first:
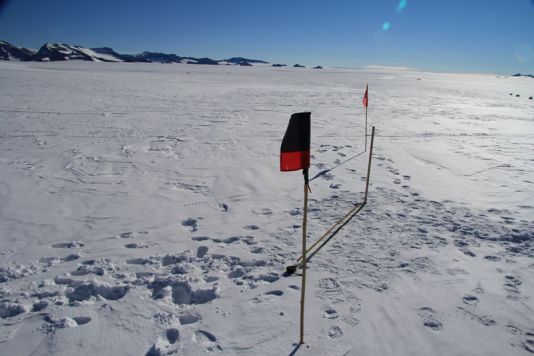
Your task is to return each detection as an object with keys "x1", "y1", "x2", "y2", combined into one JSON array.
[{"x1": 280, "y1": 150, "x2": 310, "y2": 171}]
